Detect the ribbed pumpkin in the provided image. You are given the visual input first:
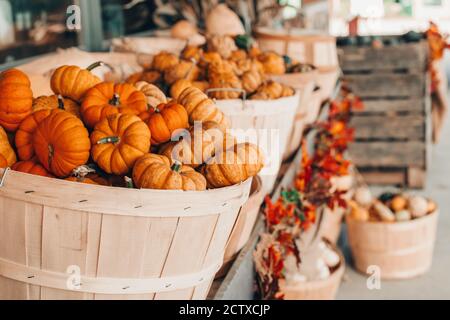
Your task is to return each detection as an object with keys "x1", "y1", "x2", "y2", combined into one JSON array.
[
  {"x1": 33, "y1": 110, "x2": 91, "y2": 178},
  {"x1": 12, "y1": 160, "x2": 53, "y2": 177},
  {"x1": 170, "y1": 79, "x2": 193, "y2": 100},
  {"x1": 251, "y1": 81, "x2": 286, "y2": 100},
  {"x1": 32, "y1": 95, "x2": 80, "y2": 118},
  {"x1": 91, "y1": 114, "x2": 150, "y2": 175},
  {"x1": 81, "y1": 82, "x2": 147, "y2": 128},
  {"x1": 139, "y1": 101, "x2": 188, "y2": 145},
  {"x1": 159, "y1": 121, "x2": 235, "y2": 168},
  {"x1": 177, "y1": 86, "x2": 229, "y2": 130},
  {"x1": 164, "y1": 60, "x2": 200, "y2": 85},
  {"x1": 207, "y1": 35, "x2": 237, "y2": 59},
  {"x1": 201, "y1": 143, "x2": 264, "y2": 188},
  {"x1": 132, "y1": 153, "x2": 206, "y2": 191},
  {"x1": 151, "y1": 51, "x2": 179, "y2": 73},
  {"x1": 182, "y1": 45, "x2": 203, "y2": 62},
  {"x1": 126, "y1": 70, "x2": 162, "y2": 85},
  {"x1": 15, "y1": 109, "x2": 52, "y2": 161},
  {"x1": 50, "y1": 62, "x2": 103, "y2": 102},
  {"x1": 134, "y1": 81, "x2": 167, "y2": 108},
  {"x1": 258, "y1": 52, "x2": 286, "y2": 75},
  {"x1": 208, "y1": 61, "x2": 242, "y2": 100},
  {"x1": 242, "y1": 69, "x2": 263, "y2": 94},
  {"x1": 0, "y1": 125, "x2": 17, "y2": 167},
  {"x1": 0, "y1": 69, "x2": 33, "y2": 132}
]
